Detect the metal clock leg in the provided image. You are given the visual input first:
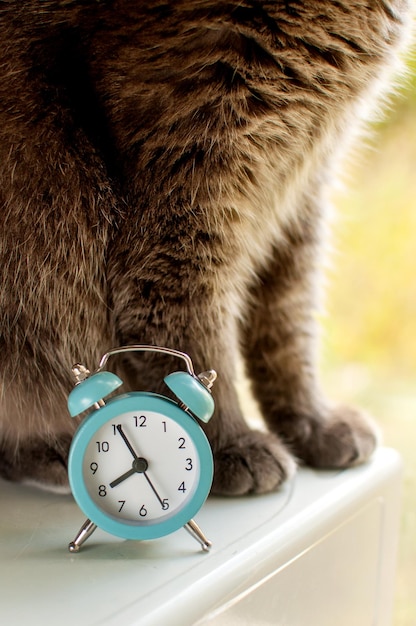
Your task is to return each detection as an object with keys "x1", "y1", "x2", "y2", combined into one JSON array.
[
  {"x1": 68, "y1": 518, "x2": 98, "y2": 553},
  {"x1": 184, "y1": 519, "x2": 212, "y2": 552}
]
